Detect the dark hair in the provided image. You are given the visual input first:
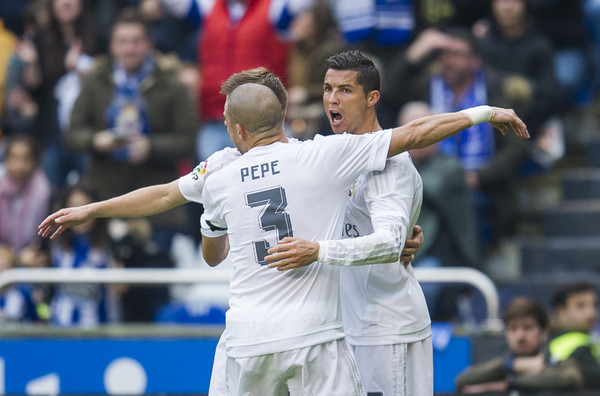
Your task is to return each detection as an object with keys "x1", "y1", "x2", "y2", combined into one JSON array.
[
  {"x1": 503, "y1": 297, "x2": 548, "y2": 329},
  {"x1": 111, "y1": 7, "x2": 149, "y2": 38},
  {"x1": 326, "y1": 50, "x2": 380, "y2": 94},
  {"x1": 552, "y1": 281, "x2": 597, "y2": 309},
  {"x1": 3, "y1": 133, "x2": 42, "y2": 164},
  {"x1": 310, "y1": 0, "x2": 337, "y2": 44},
  {"x1": 56, "y1": 184, "x2": 108, "y2": 249},
  {"x1": 440, "y1": 26, "x2": 481, "y2": 56}
]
